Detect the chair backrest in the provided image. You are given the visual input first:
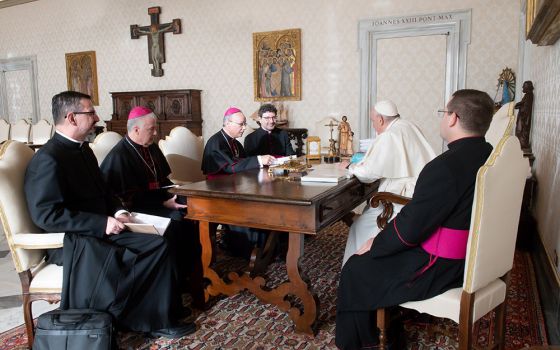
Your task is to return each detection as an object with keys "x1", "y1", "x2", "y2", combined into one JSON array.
[
  {"x1": 0, "y1": 141, "x2": 45, "y2": 272},
  {"x1": 90, "y1": 131, "x2": 122, "y2": 165},
  {"x1": 158, "y1": 126, "x2": 205, "y2": 183},
  {"x1": 486, "y1": 102, "x2": 516, "y2": 148},
  {"x1": 312, "y1": 116, "x2": 340, "y2": 154},
  {"x1": 463, "y1": 135, "x2": 528, "y2": 293},
  {"x1": 10, "y1": 119, "x2": 31, "y2": 143},
  {"x1": 31, "y1": 119, "x2": 53, "y2": 145},
  {"x1": 0, "y1": 119, "x2": 10, "y2": 142}
]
